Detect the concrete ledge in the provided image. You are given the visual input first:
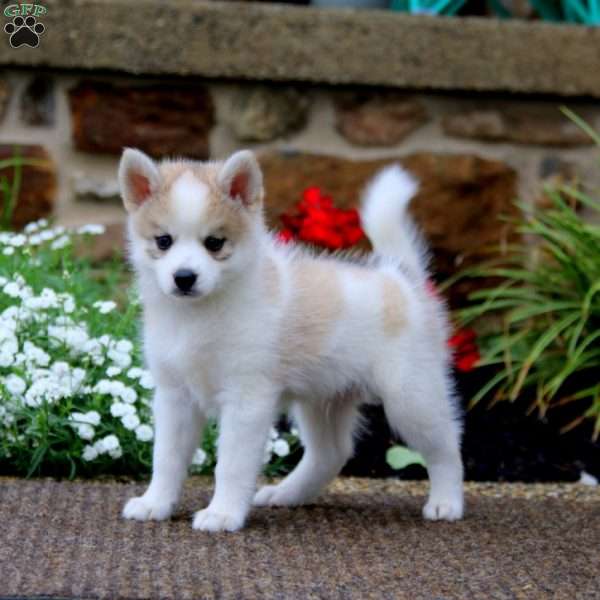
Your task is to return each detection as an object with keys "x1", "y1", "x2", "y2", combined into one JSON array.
[{"x1": 2, "y1": 0, "x2": 600, "y2": 96}]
